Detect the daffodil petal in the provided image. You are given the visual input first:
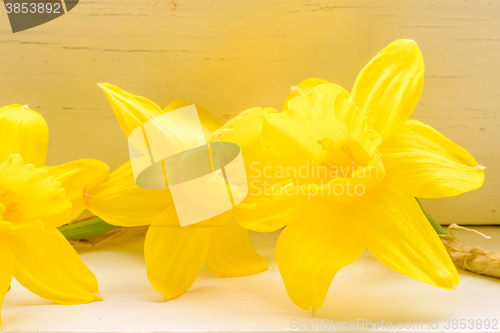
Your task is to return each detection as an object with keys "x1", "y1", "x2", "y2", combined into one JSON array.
[
  {"x1": 0, "y1": 104, "x2": 48, "y2": 167},
  {"x1": 379, "y1": 119, "x2": 484, "y2": 198},
  {"x1": 85, "y1": 161, "x2": 171, "y2": 227},
  {"x1": 0, "y1": 154, "x2": 71, "y2": 228},
  {"x1": 212, "y1": 106, "x2": 284, "y2": 193},
  {"x1": 10, "y1": 226, "x2": 101, "y2": 304},
  {"x1": 145, "y1": 206, "x2": 209, "y2": 300},
  {"x1": 212, "y1": 107, "x2": 278, "y2": 165},
  {"x1": 350, "y1": 39, "x2": 424, "y2": 141},
  {"x1": 204, "y1": 210, "x2": 268, "y2": 277},
  {"x1": 99, "y1": 83, "x2": 164, "y2": 138},
  {"x1": 45, "y1": 159, "x2": 109, "y2": 226},
  {"x1": 282, "y1": 78, "x2": 349, "y2": 112},
  {"x1": 211, "y1": 107, "x2": 296, "y2": 232},
  {"x1": 276, "y1": 198, "x2": 365, "y2": 313},
  {"x1": 0, "y1": 236, "x2": 13, "y2": 327},
  {"x1": 164, "y1": 99, "x2": 221, "y2": 141},
  {"x1": 361, "y1": 183, "x2": 459, "y2": 289},
  {"x1": 236, "y1": 181, "x2": 307, "y2": 232}
]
